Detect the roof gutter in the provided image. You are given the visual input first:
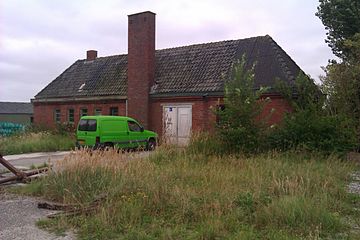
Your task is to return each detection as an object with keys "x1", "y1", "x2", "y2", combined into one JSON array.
[
  {"x1": 150, "y1": 91, "x2": 224, "y2": 98},
  {"x1": 31, "y1": 95, "x2": 127, "y2": 103}
]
